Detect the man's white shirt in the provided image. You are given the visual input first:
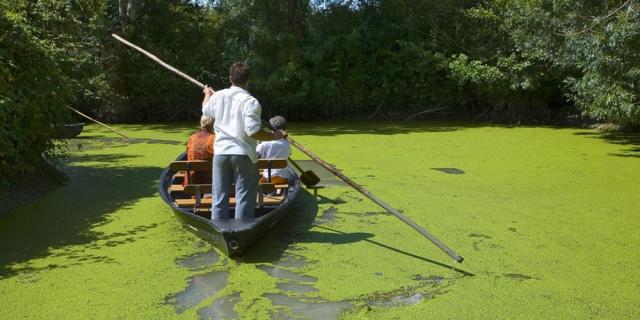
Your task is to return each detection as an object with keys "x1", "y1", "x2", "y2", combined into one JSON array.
[{"x1": 202, "y1": 86, "x2": 261, "y2": 163}]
